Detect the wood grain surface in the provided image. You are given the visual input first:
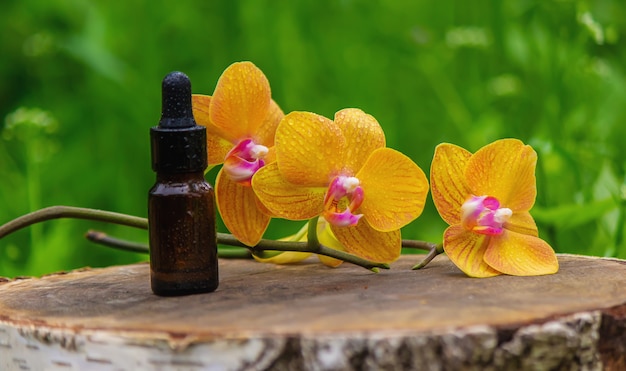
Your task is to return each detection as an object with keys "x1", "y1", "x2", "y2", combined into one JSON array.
[{"x1": 1, "y1": 254, "x2": 626, "y2": 370}]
